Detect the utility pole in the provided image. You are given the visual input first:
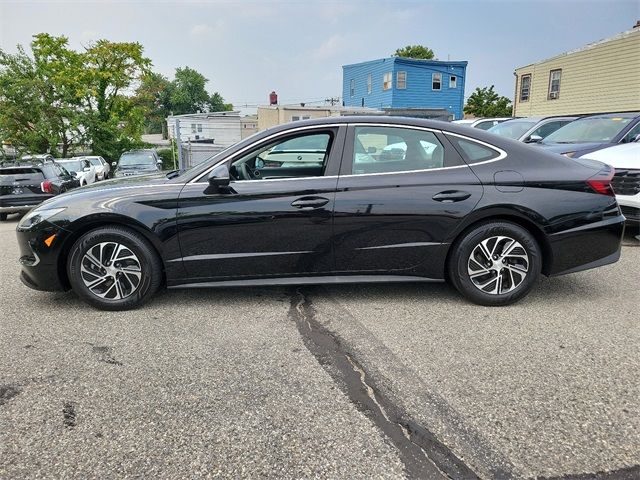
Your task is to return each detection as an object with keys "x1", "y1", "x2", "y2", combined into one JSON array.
[
  {"x1": 175, "y1": 118, "x2": 183, "y2": 170},
  {"x1": 325, "y1": 97, "x2": 340, "y2": 106}
]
